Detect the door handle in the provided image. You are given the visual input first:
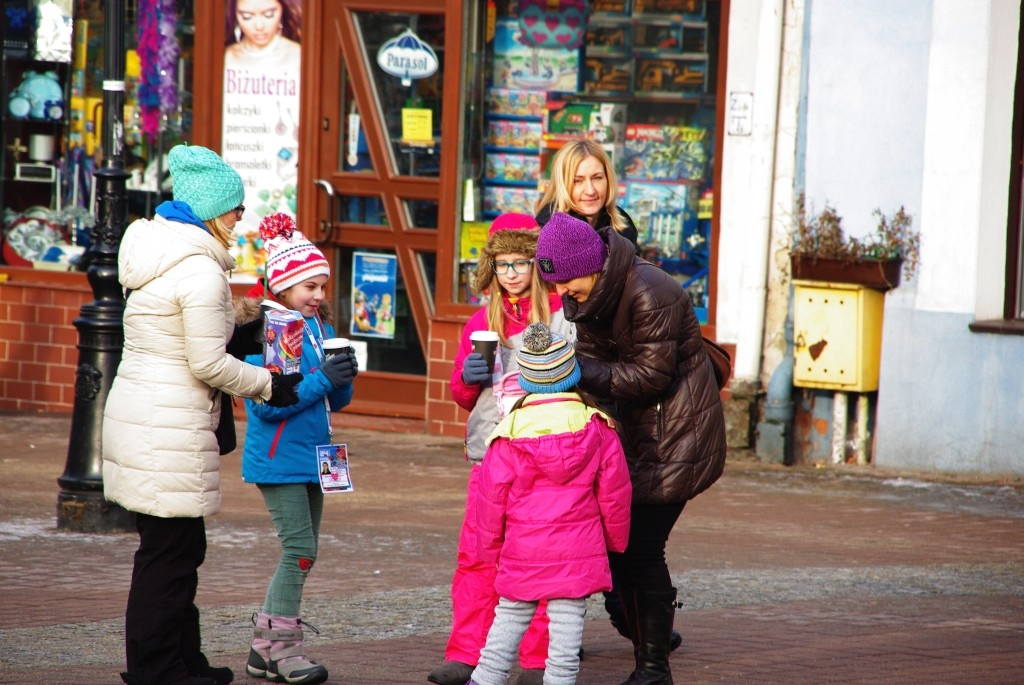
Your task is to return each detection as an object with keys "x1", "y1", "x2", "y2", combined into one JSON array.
[{"x1": 313, "y1": 178, "x2": 335, "y2": 241}]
